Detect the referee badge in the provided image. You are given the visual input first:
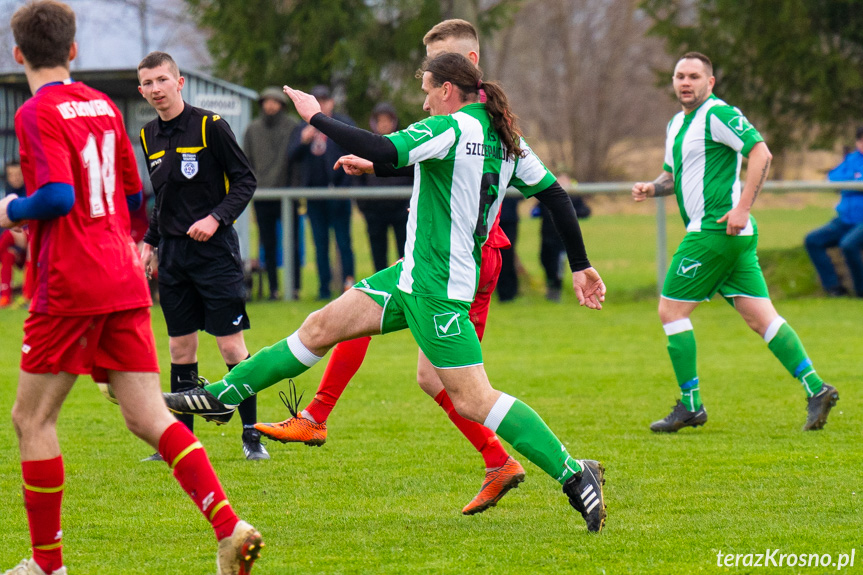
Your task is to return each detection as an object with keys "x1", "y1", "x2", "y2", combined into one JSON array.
[{"x1": 181, "y1": 153, "x2": 199, "y2": 179}]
